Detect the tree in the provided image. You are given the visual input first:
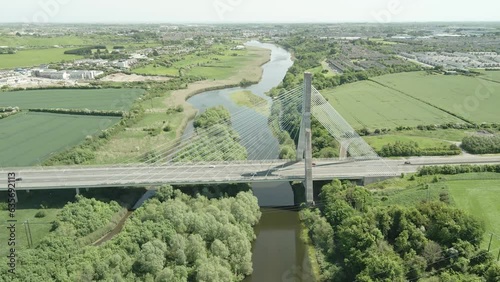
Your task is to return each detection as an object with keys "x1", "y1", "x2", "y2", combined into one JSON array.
[{"x1": 132, "y1": 240, "x2": 167, "y2": 276}]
